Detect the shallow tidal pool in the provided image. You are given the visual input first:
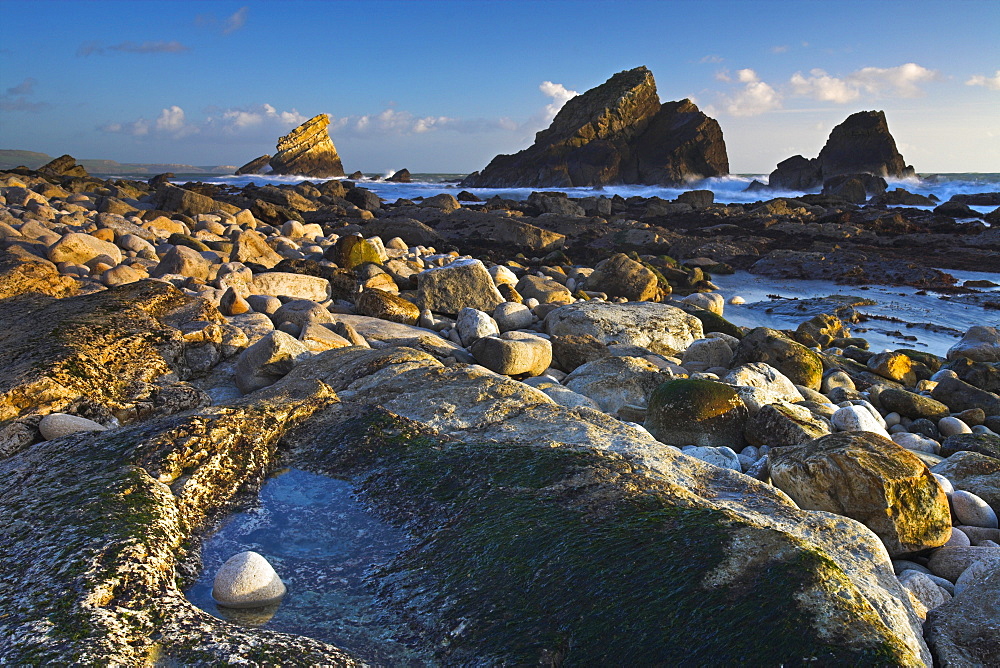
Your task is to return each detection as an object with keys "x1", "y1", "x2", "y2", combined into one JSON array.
[{"x1": 185, "y1": 467, "x2": 429, "y2": 665}]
